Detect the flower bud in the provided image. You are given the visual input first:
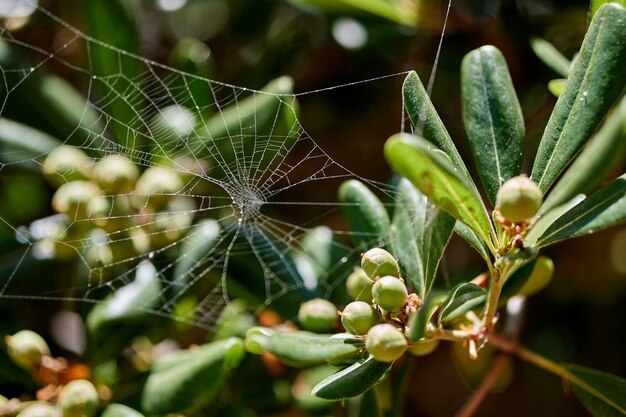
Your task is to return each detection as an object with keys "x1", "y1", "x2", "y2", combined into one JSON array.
[
  {"x1": 92, "y1": 155, "x2": 139, "y2": 194},
  {"x1": 346, "y1": 268, "x2": 373, "y2": 302},
  {"x1": 42, "y1": 145, "x2": 92, "y2": 187},
  {"x1": 134, "y1": 167, "x2": 183, "y2": 210},
  {"x1": 341, "y1": 301, "x2": 380, "y2": 335},
  {"x1": 5, "y1": 330, "x2": 50, "y2": 370},
  {"x1": 361, "y1": 248, "x2": 398, "y2": 279},
  {"x1": 365, "y1": 324, "x2": 407, "y2": 362},
  {"x1": 298, "y1": 298, "x2": 338, "y2": 333},
  {"x1": 495, "y1": 176, "x2": 542, "y2": 223},
  {"x1": 51, "y1": 181, "x2": 108, "y2": 220},
  {"x1": 57, "y1": 379, "x2": 99, "y2": 417},
  {"x1": 372, "y1": 276, "x2": 407, "y2": 312}
]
